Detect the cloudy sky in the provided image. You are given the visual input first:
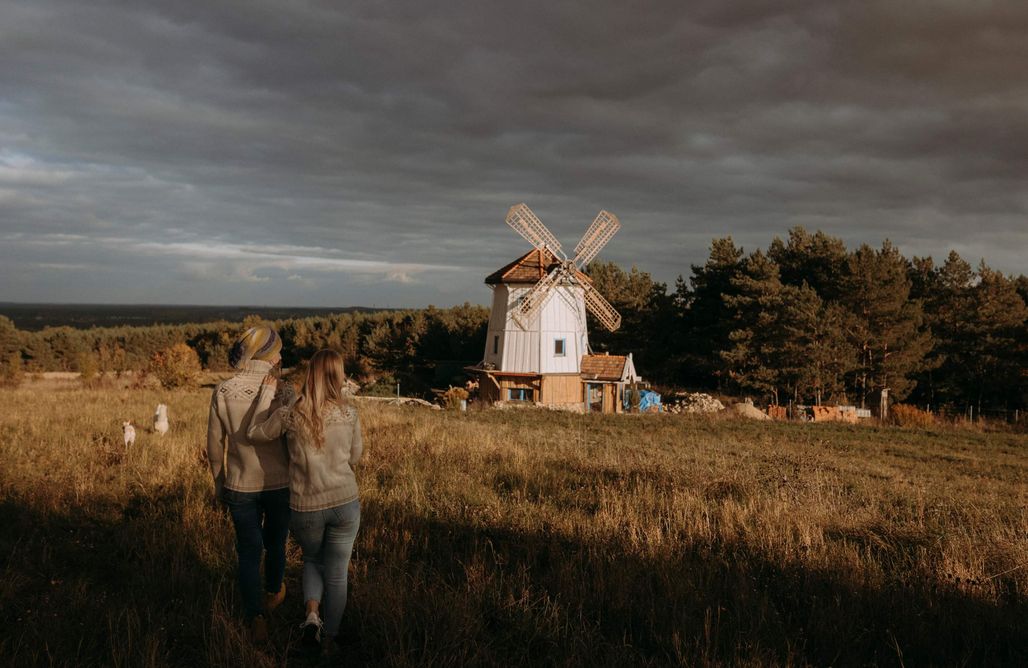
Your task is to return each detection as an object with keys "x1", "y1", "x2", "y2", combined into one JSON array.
[{"x1": 1, "y1": 1, "x2": 1026, "y2": 307}]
